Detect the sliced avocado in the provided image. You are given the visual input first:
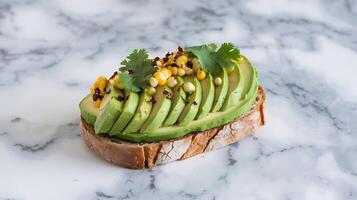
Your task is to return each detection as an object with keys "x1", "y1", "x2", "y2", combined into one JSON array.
[
  {"x1": 236, "y1": 56, "x2": 257, "y2": 107},
  {"x1": 141, "y1": 86, "x2": 172, "y2": 132},
  {"x1": 196, "y1": 73, "x2": 214, "y2": 119},
  {"x1": 79, "y1": 94, "x2": 99, "y2": 125},
  {"x1": 177, "y1": 76, "x2": 202, "y2": 125},
  {"x1": 123, "y1": 89, "x2": 153, "y2": 134},
  {"x1": 94, "y1": 85, "x2": 124, "y2": 134},
  {"x1": 222, "y1": 63, "x2": 245, "y2": 111},
  {"x1": 211, "y1": 67, "x2": 229, "y2": 112},
  {"x1": 117, "y1": 57, "x2": 259, "y2": 143},
  {"x1": 163, "y1": 77, "x2": 186, "y2": 126},
  {"x1": 110, "y1": 91, "x2": 139, "y2": 135}
]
